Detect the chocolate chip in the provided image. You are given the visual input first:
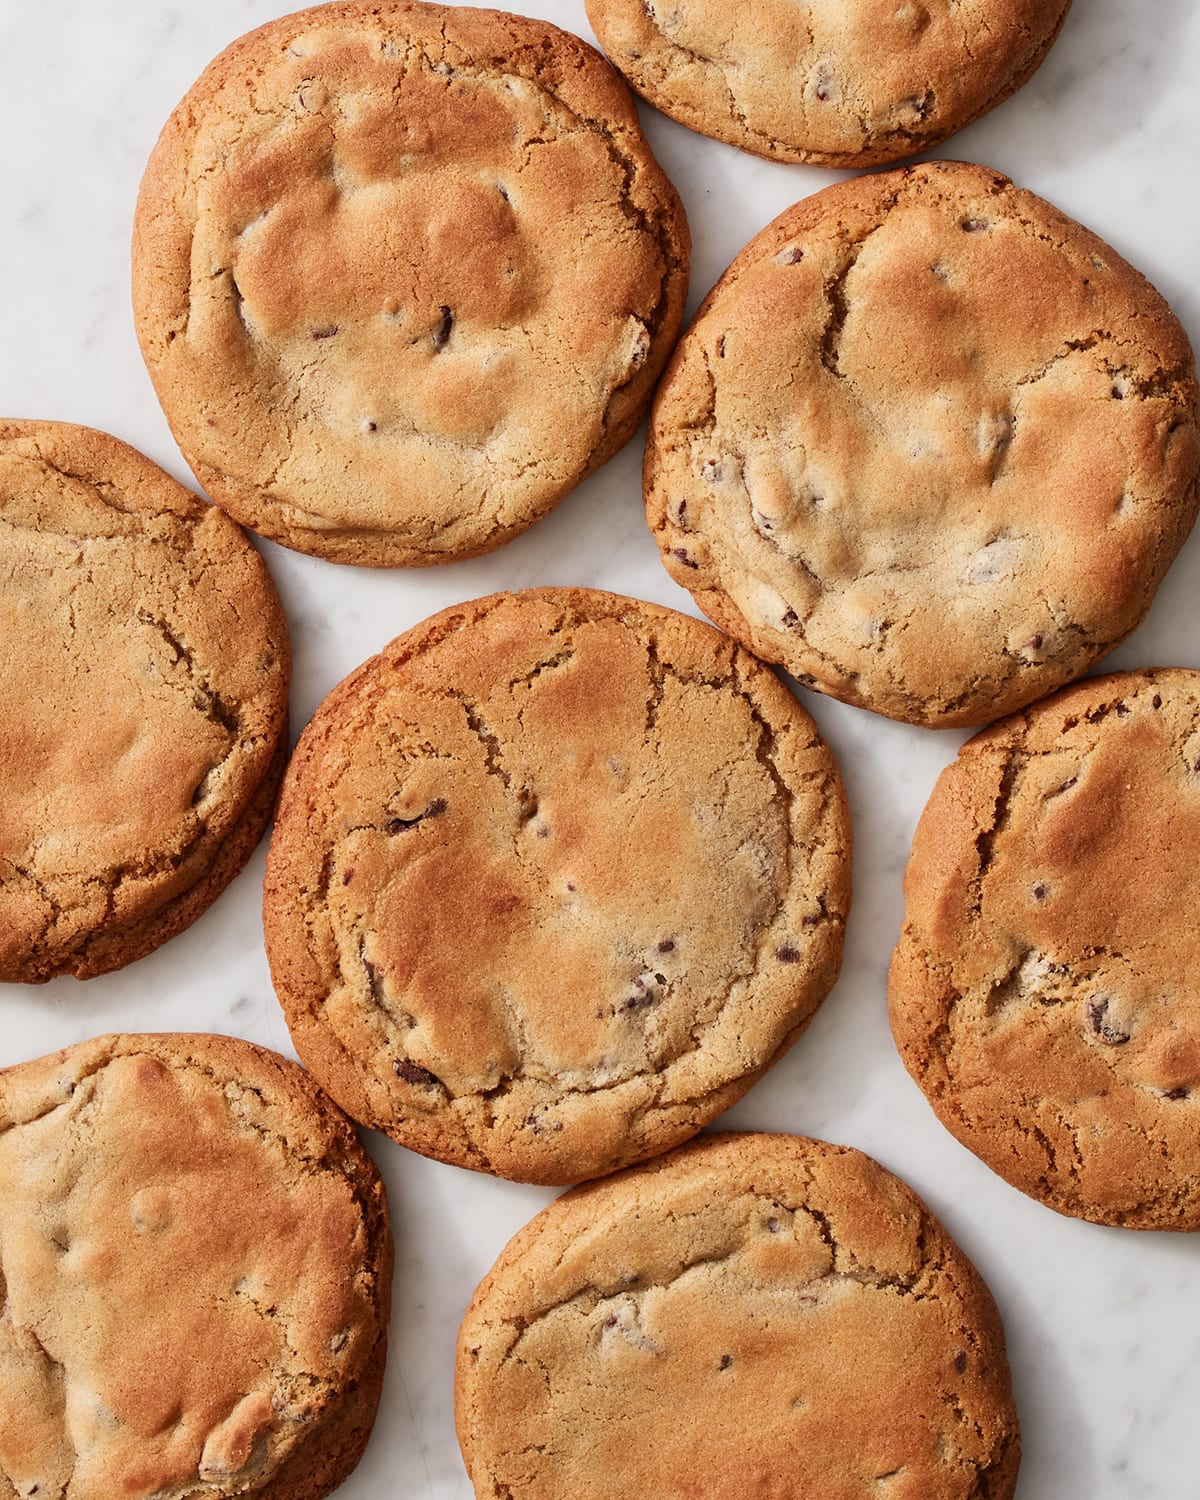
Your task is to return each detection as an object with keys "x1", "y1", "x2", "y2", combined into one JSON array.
[
  {"x1": 658, "y1": 939, "x2": 675, "y2": 953},
  {"x1": 311, "y1": 324, "x2": 339, "y2": 339},
  {"x1": 782, "y1": 609, "x2": 799, "y2": 629},
  {"x1": 766, "y1": 1217, "x2": 781, "y2": 1233},
  {"x1": 342, "y1": 868, "x2": 355, "y2": 885},
  {"x1": 433, "y1": 305, "x2": 453, "y2": 349},
  {"x1": 1111, "y1": 385, "x2": 1124, "y2": 400},
  {"x1": 1165, "y1": 1087, "x2": 1190, "y2": 1100},
  {"x1": 362, "y1": 956, "x2": 377, "y2": 984},
  {"x1": 716, "y1": 335, "x2": 726, "y2": 358},
  {"x1": 1032, "y1": 882, "x2": 1048, "y2": 901},
  {"x1": 719, "y1": 1354, "x2": 733, "y2": 1370},
  {"x1": 1086, "y1": 998, "x2": 1130, "y2": 1045},
  {"x1": 954, "y1": 1351, "x2": 968, "y2": 1373},
  {"x1": 386, "y1": 797, "x2": 448, "y2": 833},
  {"x1": 671, "y1": 547, "x2": 699, "y2": 570},
  {"x1": 496, "y1": 183, "x2": 510, "y2": 201},
  {"x1": 1152, "y1": 694, "x2": 1163, "y2": 709},
  {"x1": 602, "y1": 1313, "x2": 619, "y2": 1328},
  {"x1": 394, "y1": 1059, "x2": 440, "y2": 1087},
  {"x1": 1028, "y1": 634, "x2": 1044, "y2": 650},
  {"x1": 961, "y1": 218, "x2": 991, "y2": 232},
  {"x1": 775, "y1": 945, "x2": 802, "y2": 963}
]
